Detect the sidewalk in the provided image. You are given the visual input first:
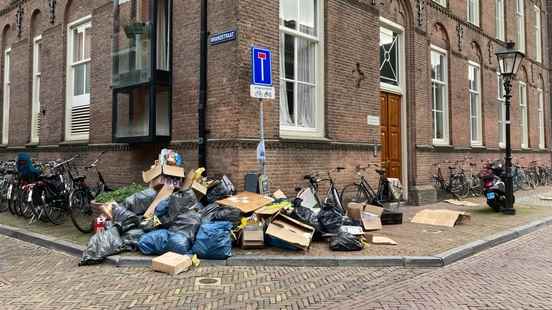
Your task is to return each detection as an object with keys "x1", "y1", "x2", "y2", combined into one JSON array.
[{"x1": 0, "y1": 186, "x2": 551, "y2": 259}]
